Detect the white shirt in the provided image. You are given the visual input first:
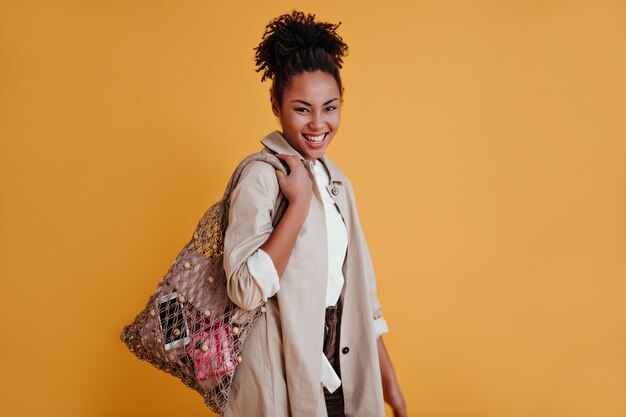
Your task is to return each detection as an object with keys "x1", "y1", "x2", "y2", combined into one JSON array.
[{"x1": 245, "y1": 159, "x2": 389, "y2": 393}]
